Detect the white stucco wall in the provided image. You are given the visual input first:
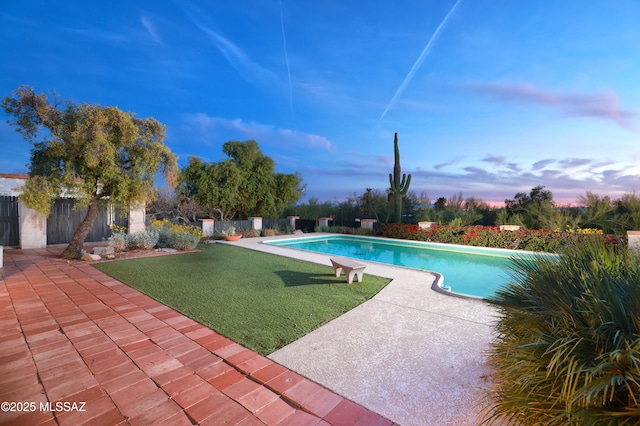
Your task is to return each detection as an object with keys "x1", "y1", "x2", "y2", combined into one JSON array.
[
  {"x1": 128, "y1": 202, "x2": 146, "y2": 233},
  {"x1": 19, "y1": 204, "x2": 47, "y2": 249},
  {"x1": 0, "y1": 175, "x2": 27, "y2": 196}
]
